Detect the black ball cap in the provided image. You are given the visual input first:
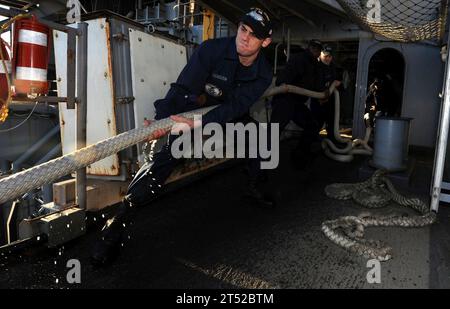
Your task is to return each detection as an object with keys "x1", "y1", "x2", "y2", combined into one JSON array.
[
  {"x1": 240, "y1": 7, "x2": 273, "y2": 40},
  {"x1": 322, "y1": 45, "x2": 333, "y2": 56},
  {"x1": 308, "y1": 39, "x2": 323, "y2": 50}
]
